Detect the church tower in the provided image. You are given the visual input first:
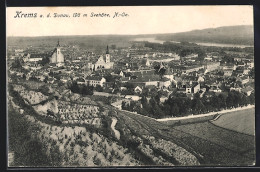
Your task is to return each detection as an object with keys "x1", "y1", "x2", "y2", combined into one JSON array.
[
  {"x1": 56, "y1": 40, "x2": 61, "y2": 57},
  {"x1": 105, "y1": 45, "x2": 110, "y2": 63},
  {"x1": 50, "y1": 40, "x2": 64, "y2": 64}
]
